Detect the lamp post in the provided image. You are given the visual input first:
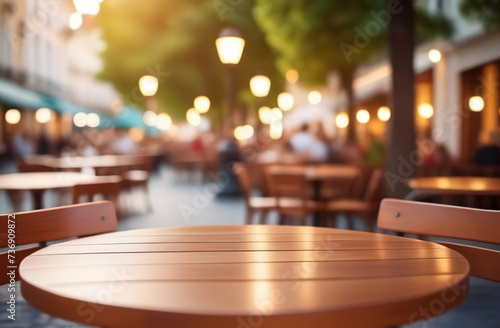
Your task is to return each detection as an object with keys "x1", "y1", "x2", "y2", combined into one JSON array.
[
  {"x1": 215, "y1": 26, "x2": 245, "y2": 197},
  {"x1": 139, "y1": 74, "x2": 159, "y2": 130}
]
